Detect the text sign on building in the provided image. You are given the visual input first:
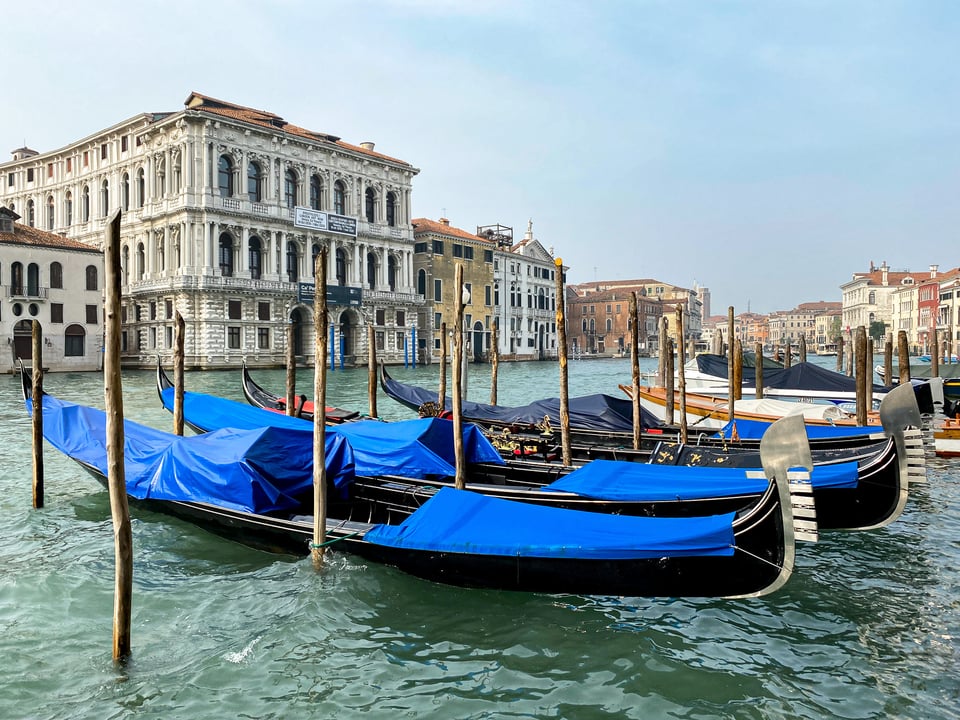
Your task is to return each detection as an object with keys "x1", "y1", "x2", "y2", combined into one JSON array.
[
  {"x1": 294, "y1": 207, "x2": 358, "y2": 237},
  {"x1": 298, "y1": 283, "x2": 363, "y2": 307}
]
